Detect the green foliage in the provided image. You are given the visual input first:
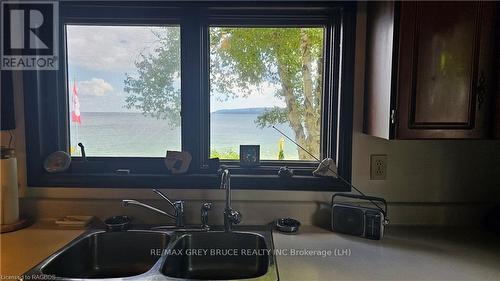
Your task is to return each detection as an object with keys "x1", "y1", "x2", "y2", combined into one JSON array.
[
  {"x1": 210, "y1": 148, "x2": 239, "y2": 160},
  {"x1": 255, "y1": 107, "x2": 288, "y2": 128},
  {"x1": 124, "y1": 28, "x2": 181, "y2": 127},
  {"x1": 210, "y1": 28, "x2": 323, "y2": 104}
]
